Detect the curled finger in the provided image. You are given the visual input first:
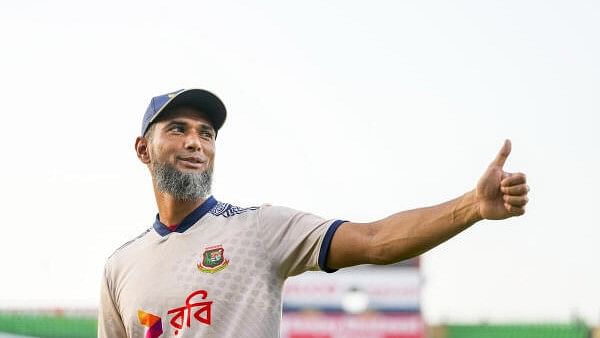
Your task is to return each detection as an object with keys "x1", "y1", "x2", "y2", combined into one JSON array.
[
  {"x1": 502, "y1": 184, "x2": 530, "y2": 196},
  {"x1": 501, "y1": 172, "x2": 527, "y2": 186},
  {"x1": 503, "y1": 195, "x2": 529, "y2": 207},
  {"x1": 505, "y1": 203, "x2": 526, "y2": 215}
]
